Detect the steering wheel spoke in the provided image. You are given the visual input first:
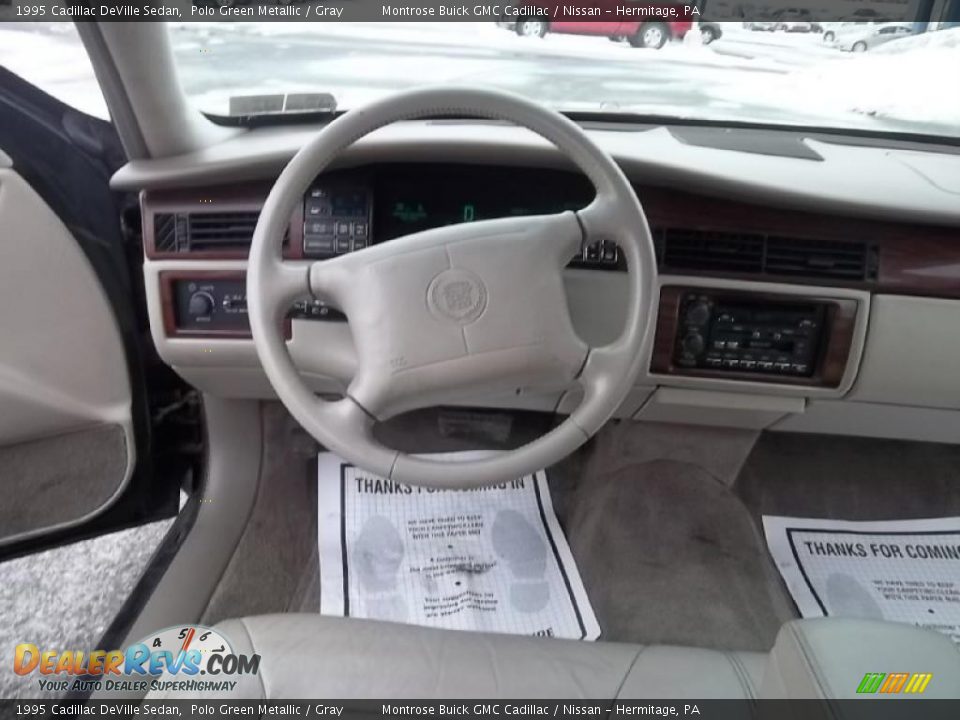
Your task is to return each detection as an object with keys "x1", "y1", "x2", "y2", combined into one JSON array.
[
  {"x1": 576, "y1": 194, "x2": 625, "y2": 244},
  {"x1": 262, "y1": 260, "x2": 312, "y2": 310},
  {"x1": 571, "y1": 342, "x2": 641, "y2": 436},
  {"x1": 314, "y1": 394, "x2": 398, "y2": 472},
  {"x1": 307, "y1": 256, "x2": 353, "y2": 311}
]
